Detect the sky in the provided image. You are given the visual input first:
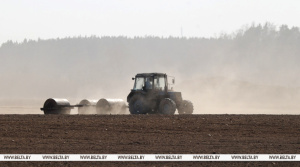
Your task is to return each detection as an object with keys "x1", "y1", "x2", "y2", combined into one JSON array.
[{"x1": 0, "y1": 0, "x2": 300, "y2": 45}]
